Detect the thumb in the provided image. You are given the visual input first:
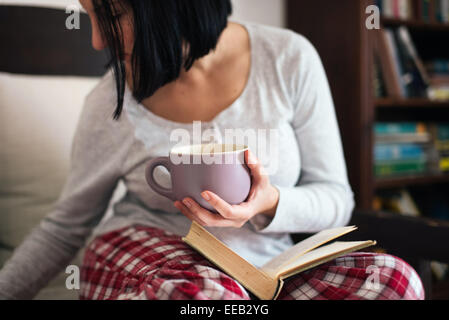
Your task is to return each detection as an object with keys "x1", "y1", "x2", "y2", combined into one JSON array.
[{"x1": 245, "y1": 150, "x2": 267, "y2": 183}]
